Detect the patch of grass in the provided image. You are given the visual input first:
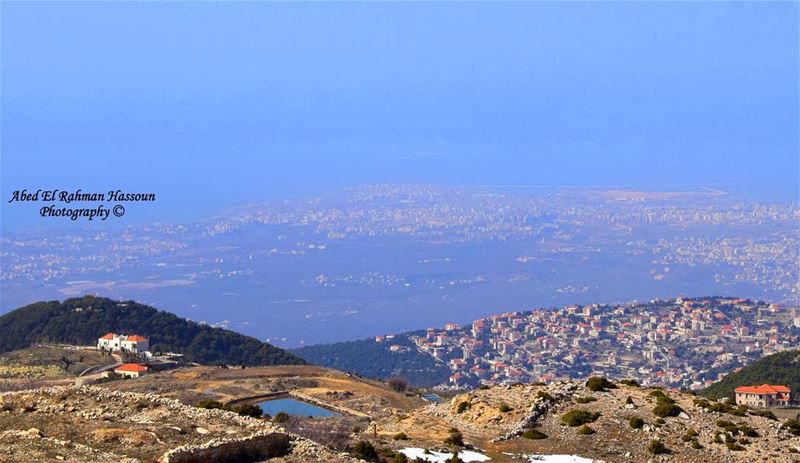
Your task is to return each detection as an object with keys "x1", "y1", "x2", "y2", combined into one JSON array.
[
  {"x1": 561, "y1": 409, "x2": 601, "y2": 427},
  {"x1": 498, "y1": 403, "x2": 512, "y2": 413},
  {"x1": 619, "y1": 379, "x2": 640, "y2": 387},
  {"x1": 393, "y1": 432, "x2": 408, "y2": 440},
  {"x1": 577, "y1": 425, "x2": 595, "y2": 435},
  {"x1": 536, "y1": 391, "x2": 554, "y2": 401}
]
